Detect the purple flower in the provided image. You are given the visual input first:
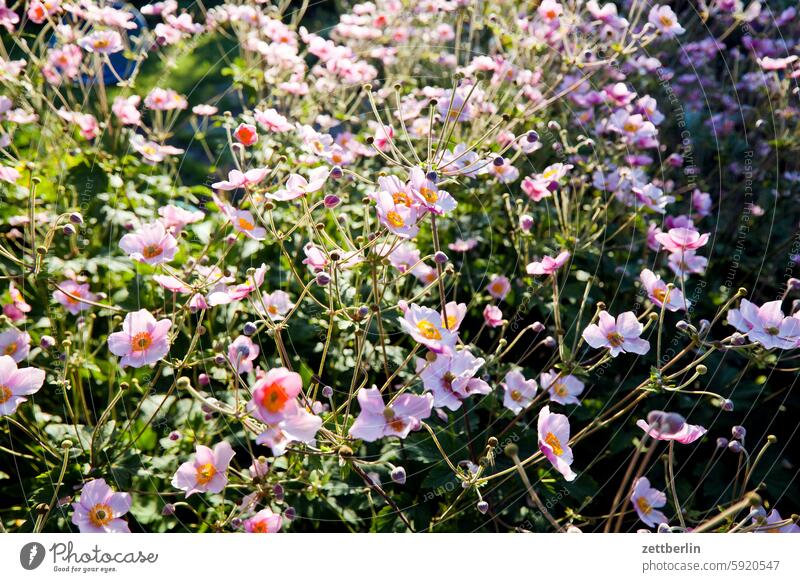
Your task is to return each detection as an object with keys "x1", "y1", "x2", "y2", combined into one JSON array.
[
  {"x1": 0, "y1": 329, "x2": 30, "y2": 362},
  {"x1": 727, "y1": 299, "x2": 800, "y2": 350},
  {"x1": 227, "y1": 335, "x2": 259, "y2": 374},
  {"x1": 71, "y1": 479, "x2": 132, "y2": 533},
  {"x1": 417, "y1": 349, "x2": 490, "y2": 411},
  {"x1": 502, "y1": 370, "x2": 538, "y2": 414},
  {"x1": 540, "y1": 369, "x2": 584, "y2": 406},
  {"x1": 640, "y1": 269, "x2": 689, "y2": 312},
  {"x1": 537, "y1": 405, "x2": 576, "y2": 481},
  {"x1": 630, "y1": 477, "x2": 668, "y2": 528}
]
